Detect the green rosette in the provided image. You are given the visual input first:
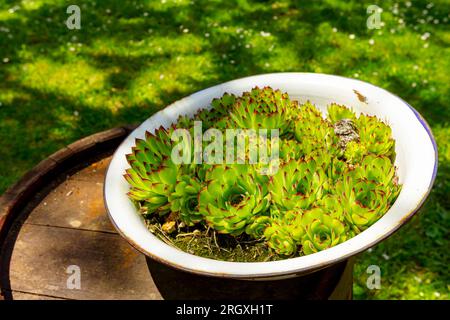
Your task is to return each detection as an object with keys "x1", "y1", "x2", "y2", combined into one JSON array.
[
  {"x1": 198, "y1": 164, "x2": 270, "y2": 235},
  {"x1": 299, "y1": 208, "x2": 347, "y2": 255}
]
